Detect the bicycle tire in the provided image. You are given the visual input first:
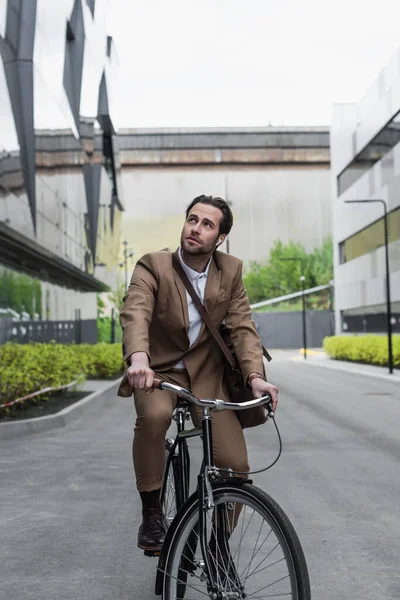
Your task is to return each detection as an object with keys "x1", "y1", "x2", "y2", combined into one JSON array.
[{"x1": 163, "y1": 481, "x2": 311, "y2": 600}]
